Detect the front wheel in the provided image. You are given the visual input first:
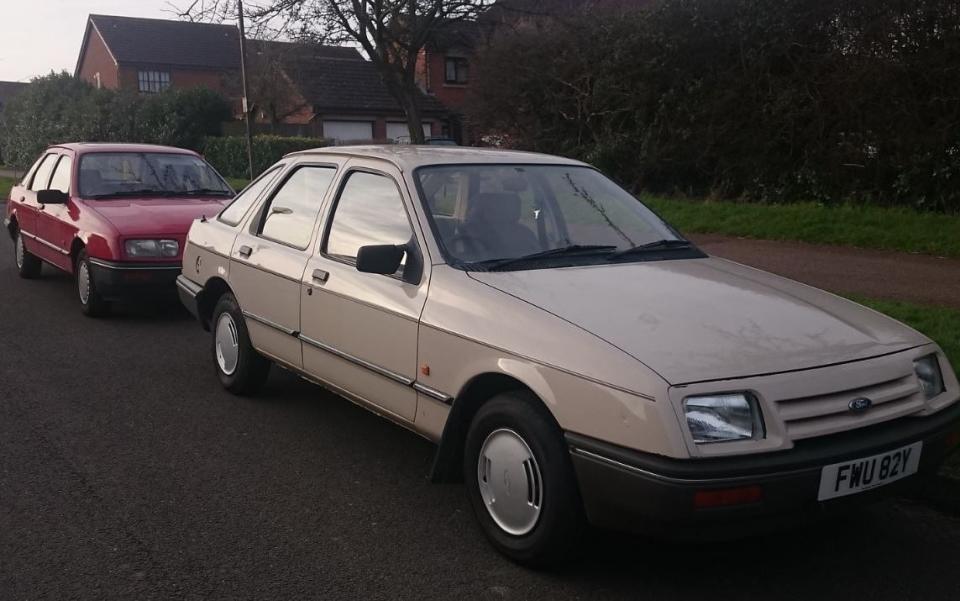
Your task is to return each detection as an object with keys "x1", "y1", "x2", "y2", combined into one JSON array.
[
  {"x1": 13, "y1": 229, "x2": 42, "y2": 278},
  {"x1": 464, "y1": 391, "x2": 586, "y2": 567},
  {"x1": 211, "y1": 293, "x2": 271, "y2": 395},
  {"x1": 76, "y1": 250, "x2": 110, "y2": 317}
]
